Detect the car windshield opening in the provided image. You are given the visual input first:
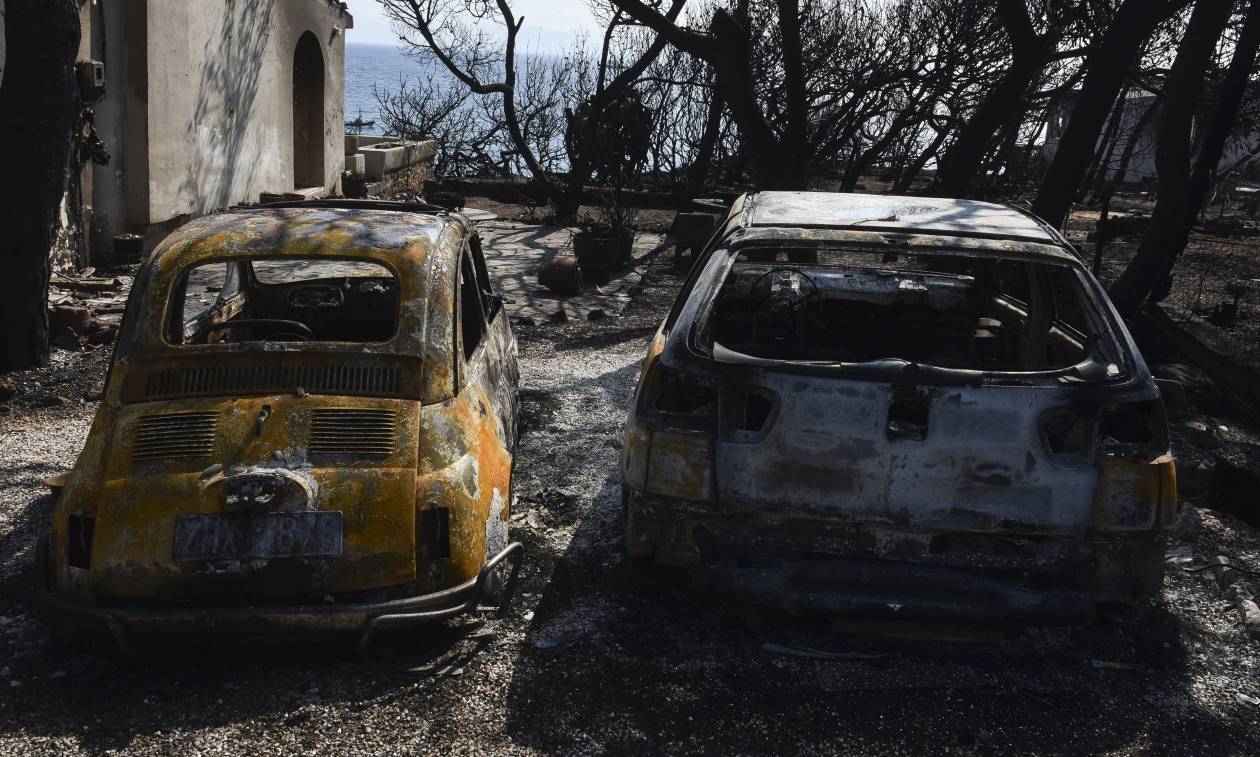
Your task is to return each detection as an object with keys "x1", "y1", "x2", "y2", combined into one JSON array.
[
  {"x1": 166, "y1": 259, "x2": 399, "y2": 345},
  {"x1": 704, "y1": 247, "x2": 1121, "y2": 374}
]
